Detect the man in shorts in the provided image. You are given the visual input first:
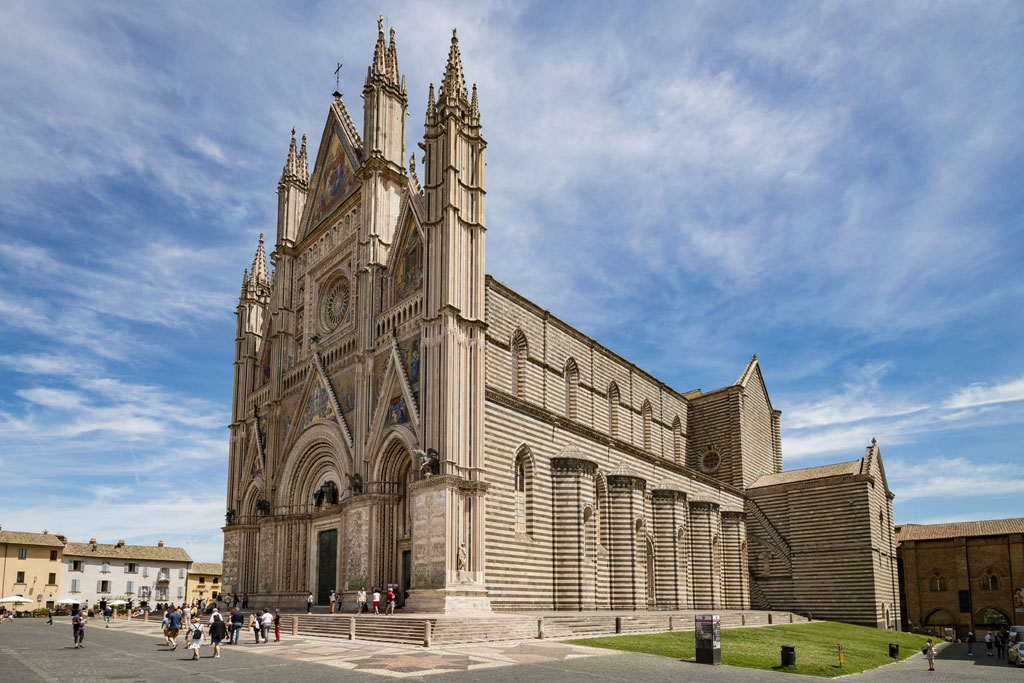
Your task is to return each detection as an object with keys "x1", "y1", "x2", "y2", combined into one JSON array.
[
  {"x1": 356, "y1": 586, "x2": 367, "y2": 614},
  {"x1": 372, "y1": 588, "x2": 381, "y2": 615},
  {"x1": 385, "y1": 587, "x2": 396, "y2": 616},
  {"x1": 72, "y1": 609, "x2": 87, "y2": 648},
  {"x1": 166, "y1": 607, "x2": 184, "y2": 650},
  {"x1": 103, "y1": 604, "x2": 113, "y2": 627}
]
